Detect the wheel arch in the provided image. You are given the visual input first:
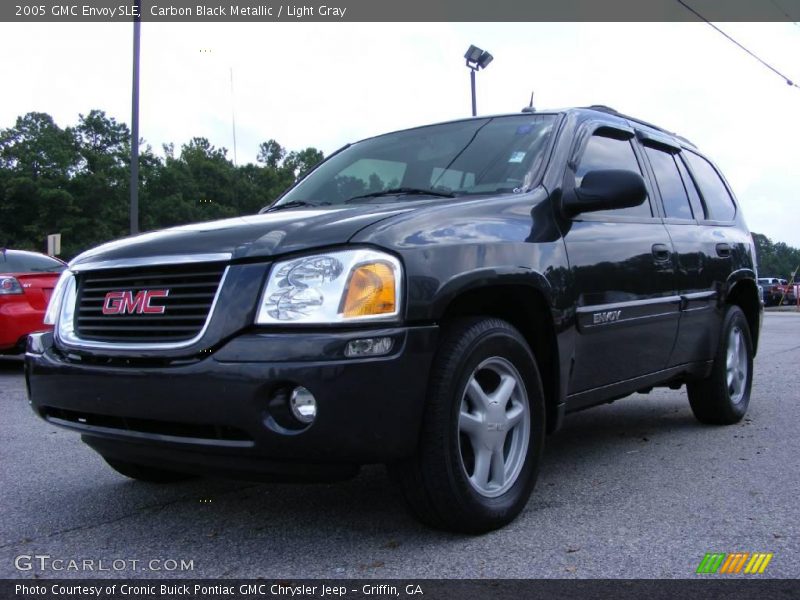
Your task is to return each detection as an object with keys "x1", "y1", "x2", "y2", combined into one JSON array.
[
  {"x1": 434, "y1": 279, "x2": 562, "y2": 433},
  {"x1": 725, "y1": 273, "x2": 761, "y2": 355}
]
